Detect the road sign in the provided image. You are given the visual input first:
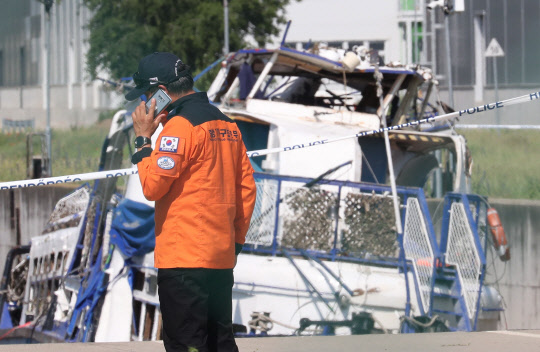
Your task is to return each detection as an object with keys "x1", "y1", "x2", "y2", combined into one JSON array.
[
  {"x1": 454, "y1": 0, "x2": 465, "y2": 12},
  {"x1": 485, "y1": 38, "x2": 505, "y2": 57}
]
